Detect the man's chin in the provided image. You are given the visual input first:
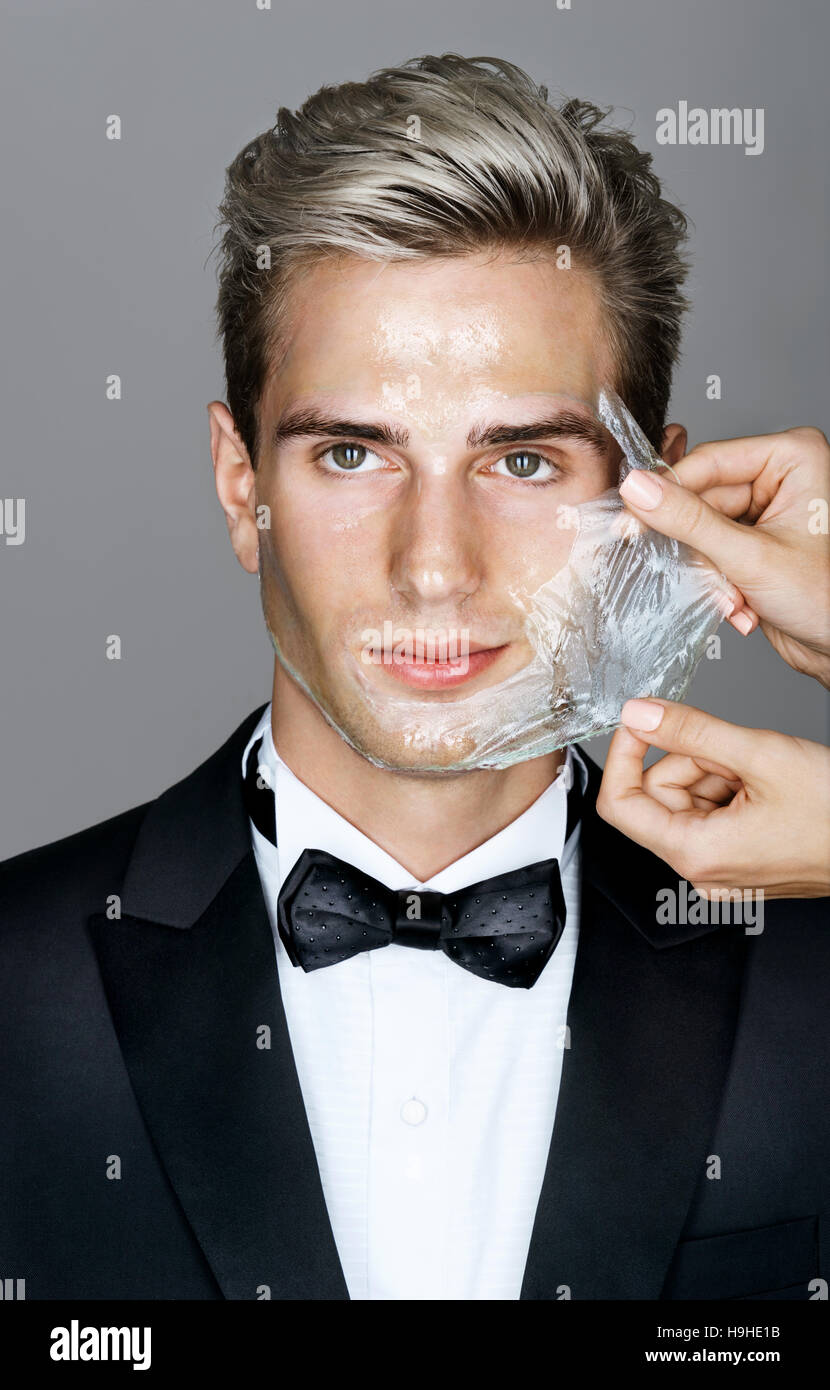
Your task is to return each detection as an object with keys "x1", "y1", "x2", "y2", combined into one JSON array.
[
  {"x1": 271, "y1": 645, "x2": 499, "y2": 772},
  {"x1": 326, "y1": 710, "x2": 486, "y2": 776}
]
